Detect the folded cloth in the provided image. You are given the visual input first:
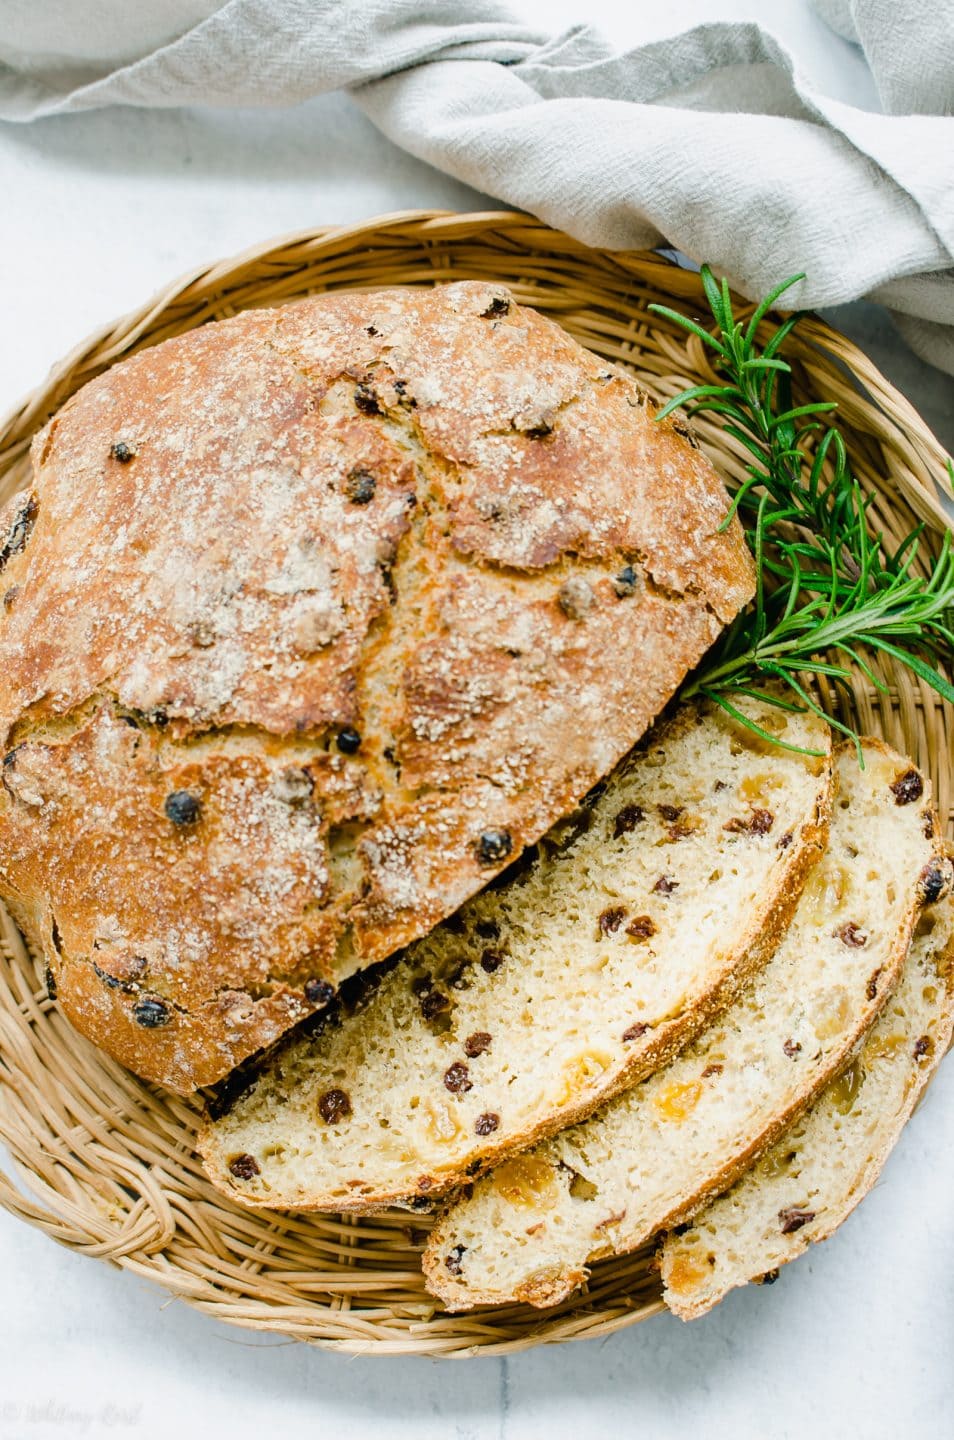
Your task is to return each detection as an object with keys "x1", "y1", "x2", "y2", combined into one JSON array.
[{"x1": 1, "y1": 0, "x2": 952, "y2": 376}]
